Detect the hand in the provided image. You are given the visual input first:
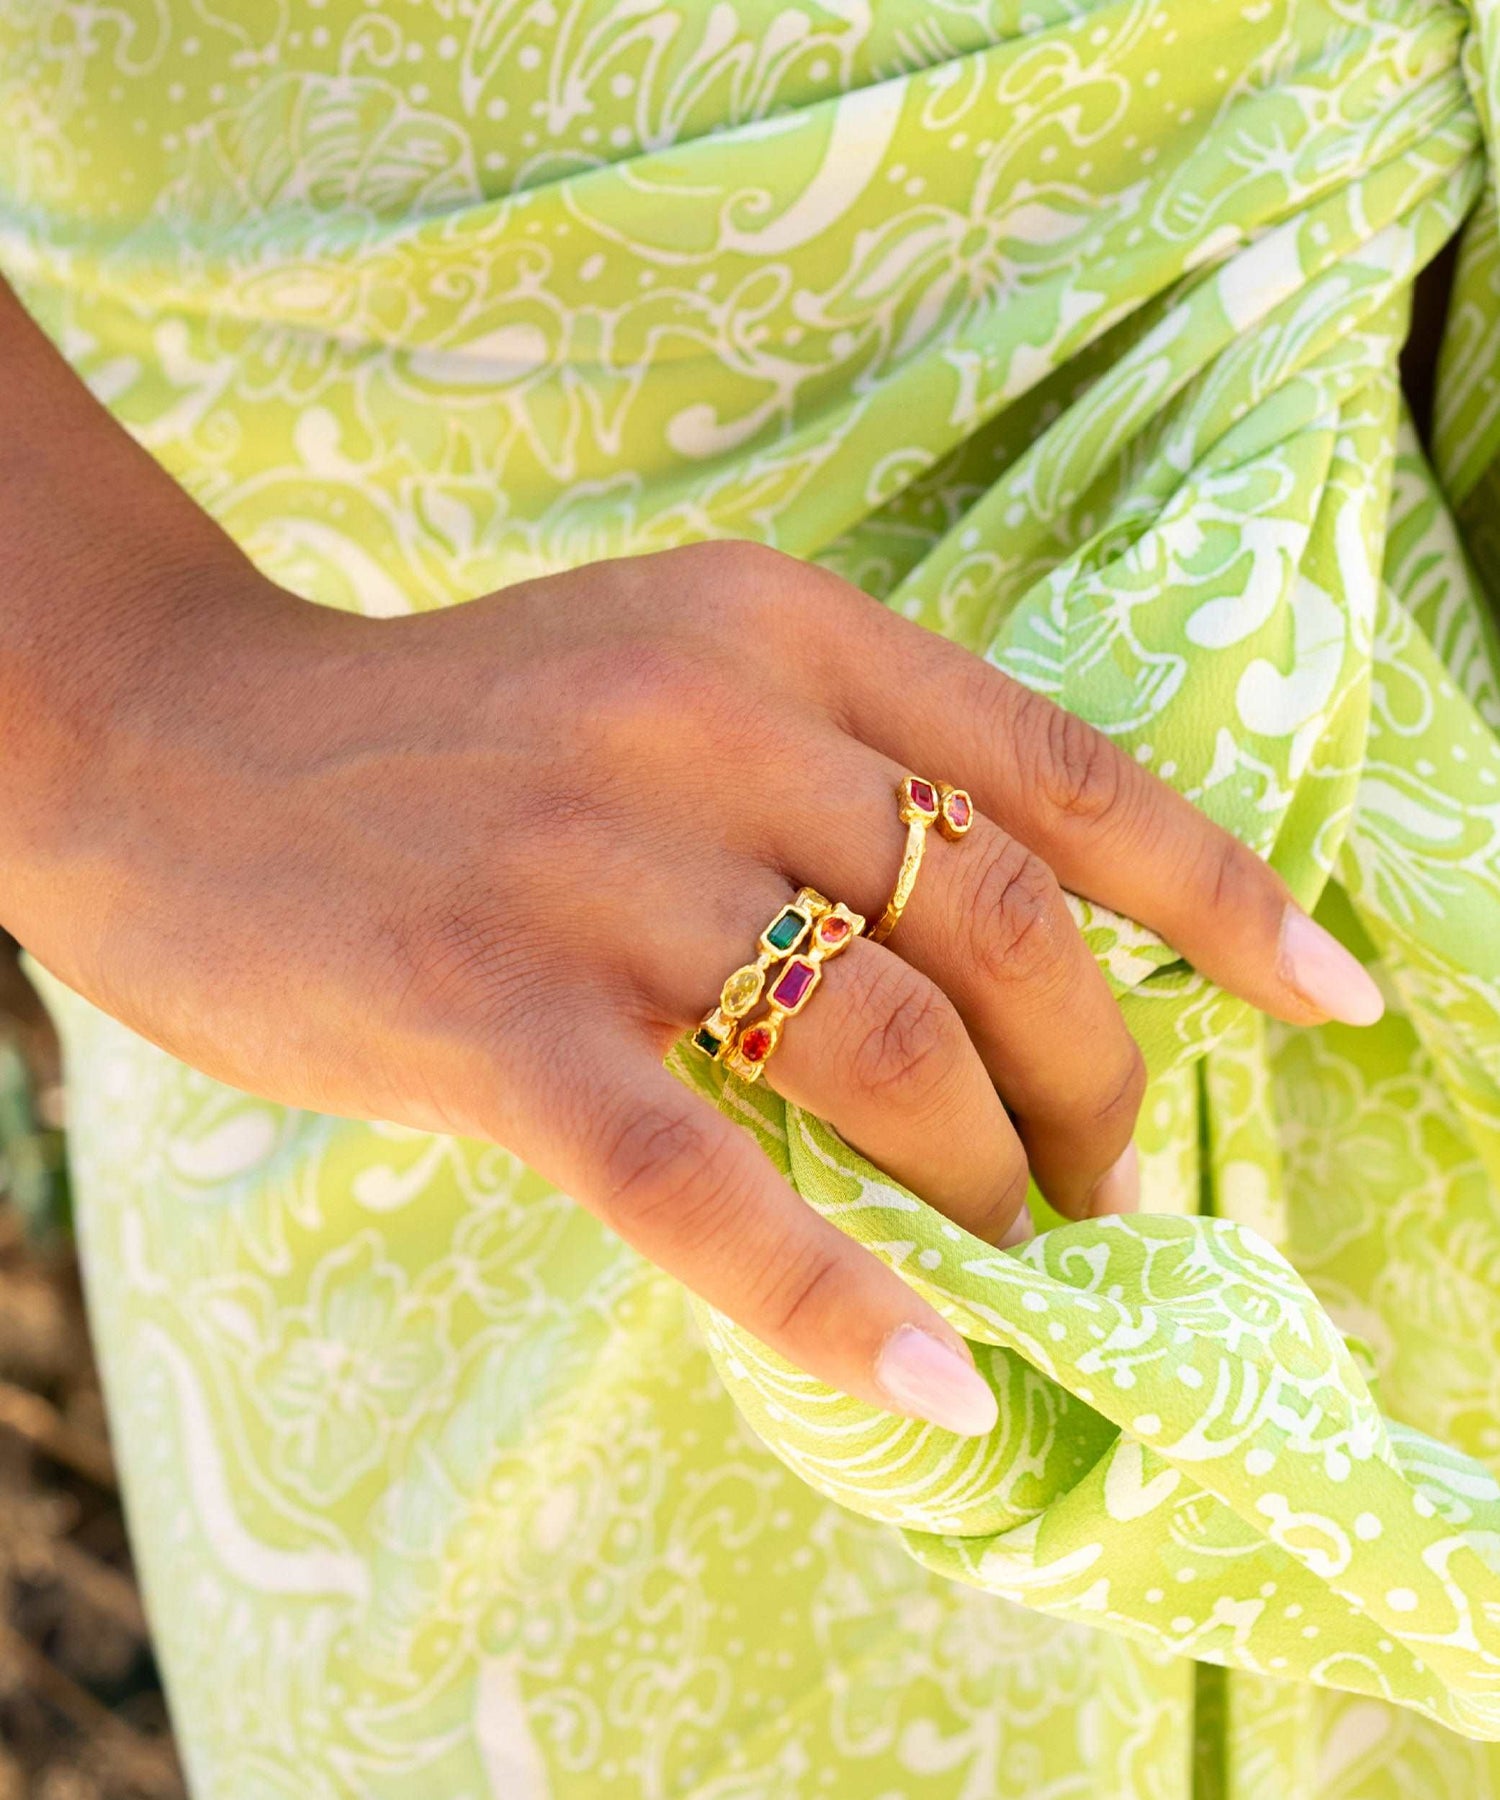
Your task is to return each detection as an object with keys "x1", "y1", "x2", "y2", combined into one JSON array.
[{"x1": 10, "y1": 540, "x2": 1383, "y2": 1437}]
